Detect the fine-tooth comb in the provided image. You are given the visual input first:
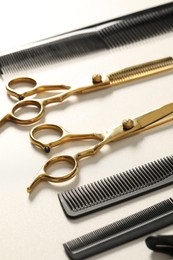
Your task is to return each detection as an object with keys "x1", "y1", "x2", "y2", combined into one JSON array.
[
  {"x1": 58, "y1": 155, "x2": 173, "y2": 218},
  {"x1": 0, "y1": 2, "x2": 173, "y2": 76},
  {"x1": 63, "y1": 197, "x2": 173, "y2": 260}
]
